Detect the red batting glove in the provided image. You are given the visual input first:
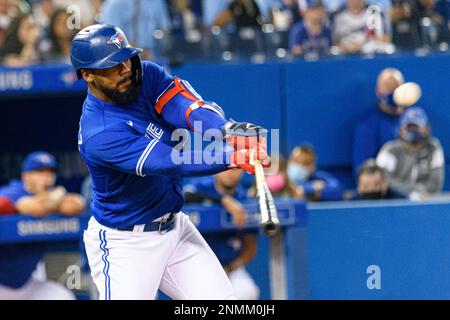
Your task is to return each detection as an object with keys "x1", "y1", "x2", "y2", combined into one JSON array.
[
  {"x1": 226, "y1": 134, "x2": 267, "y2": 152},
  {"x1": 228, "y1": 142, "x2": 270, "y2": 174}
]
